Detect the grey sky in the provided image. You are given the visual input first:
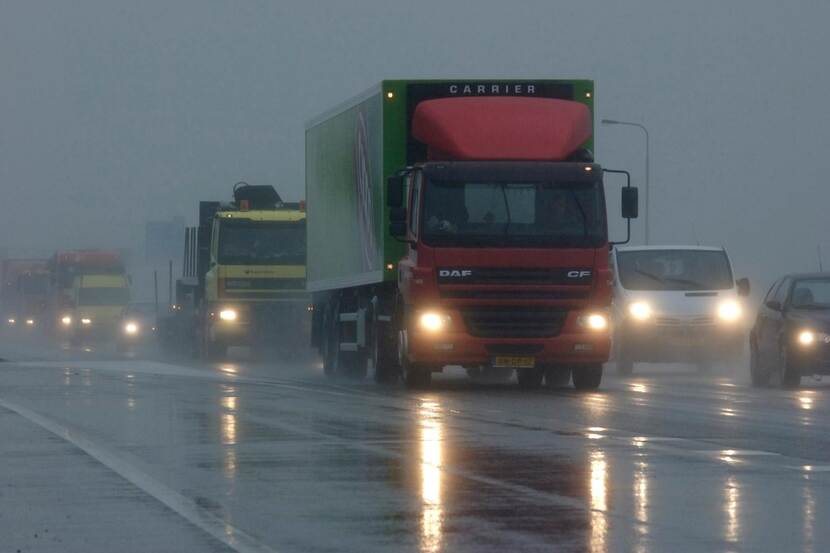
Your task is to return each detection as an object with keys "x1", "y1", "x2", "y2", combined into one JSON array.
[{"x1": 1, "y1": 0, "x2": 828, "y2": 291}]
